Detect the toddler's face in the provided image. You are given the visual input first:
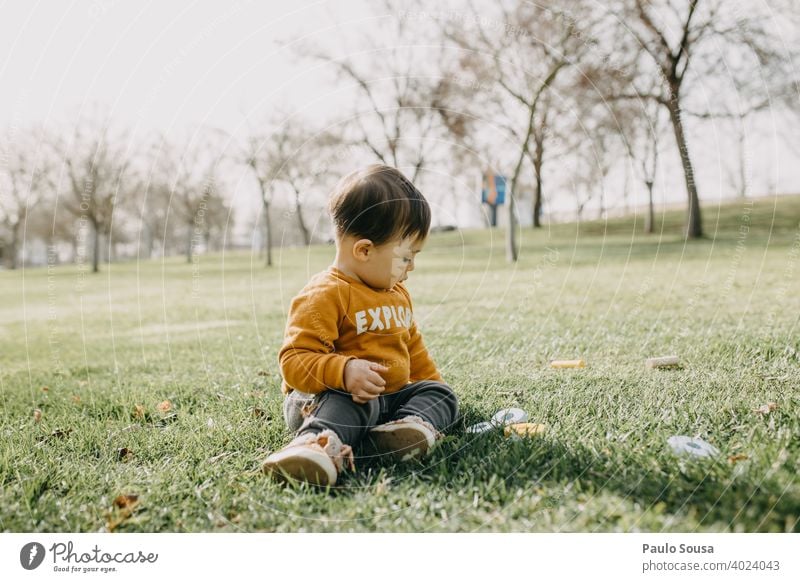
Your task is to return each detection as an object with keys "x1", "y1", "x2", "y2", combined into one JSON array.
[{"x1": 360, "y1": 236, "x2": 424, "y2": 290}]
